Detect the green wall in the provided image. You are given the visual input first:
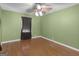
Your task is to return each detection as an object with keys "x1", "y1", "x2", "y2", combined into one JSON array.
[
  {"x1": 0, "y1": 9, "x2": 1, "y2": 42},
  {"x1": 0, "y1": 7, "x2": 2, "y2": 42},
  {"x1": 32, "y1": 16, "x2": 41, "y2": 37},
  {"x1": 1, "y1": 10, "x2": 40, "y2": 42},
  {"x1": 41, "y1": 4, "x2": 79, "y2": 49}
]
